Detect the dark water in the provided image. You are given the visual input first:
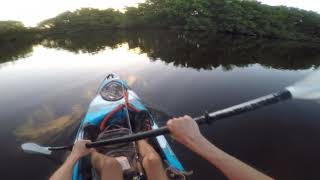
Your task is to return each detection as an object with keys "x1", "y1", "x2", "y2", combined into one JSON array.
[{"x1": 1, "y1": 30, "x2": 320, "y2": 180}]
